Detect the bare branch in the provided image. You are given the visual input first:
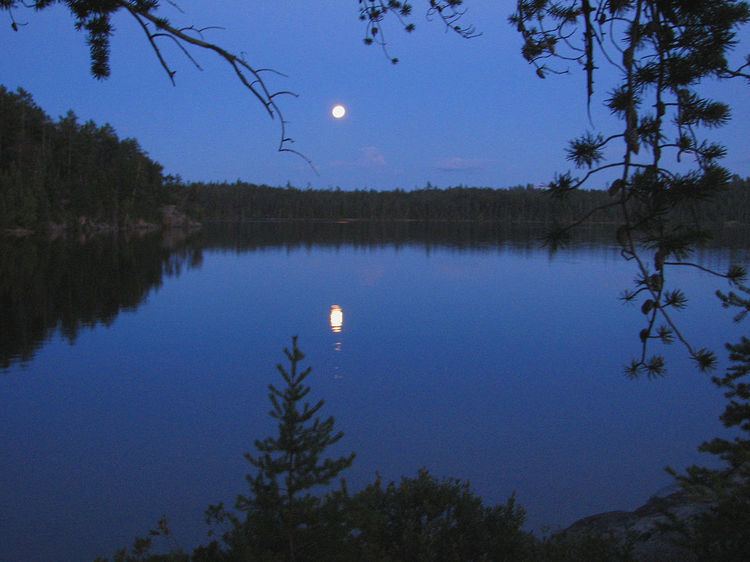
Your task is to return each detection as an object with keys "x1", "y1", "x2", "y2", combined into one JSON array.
[
  {"x1": 126, "y1": 7, "x2": 176, "y2": 85},
  {"x1": 113, "y1": 0, "x2": 314, "y2": 169}
]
